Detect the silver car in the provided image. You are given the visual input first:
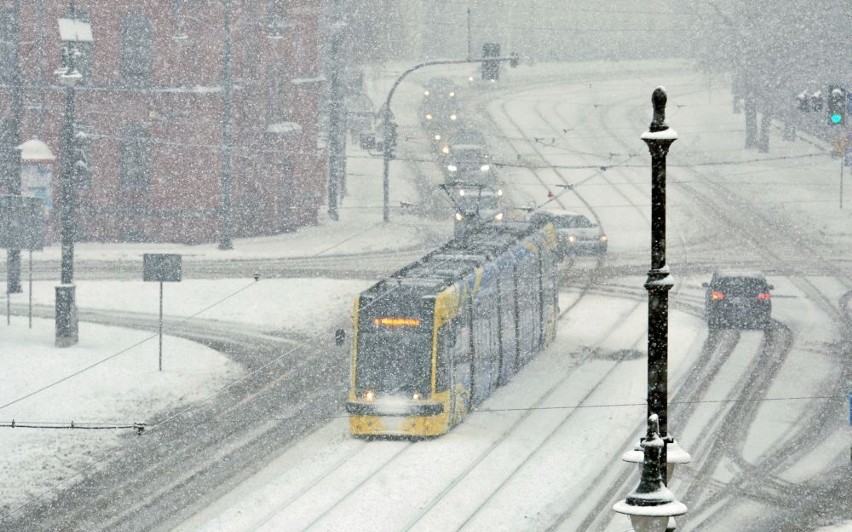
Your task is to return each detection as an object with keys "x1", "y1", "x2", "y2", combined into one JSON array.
[{"x1": 529, "y1": 210, "x2": 608, "y2": 257}]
